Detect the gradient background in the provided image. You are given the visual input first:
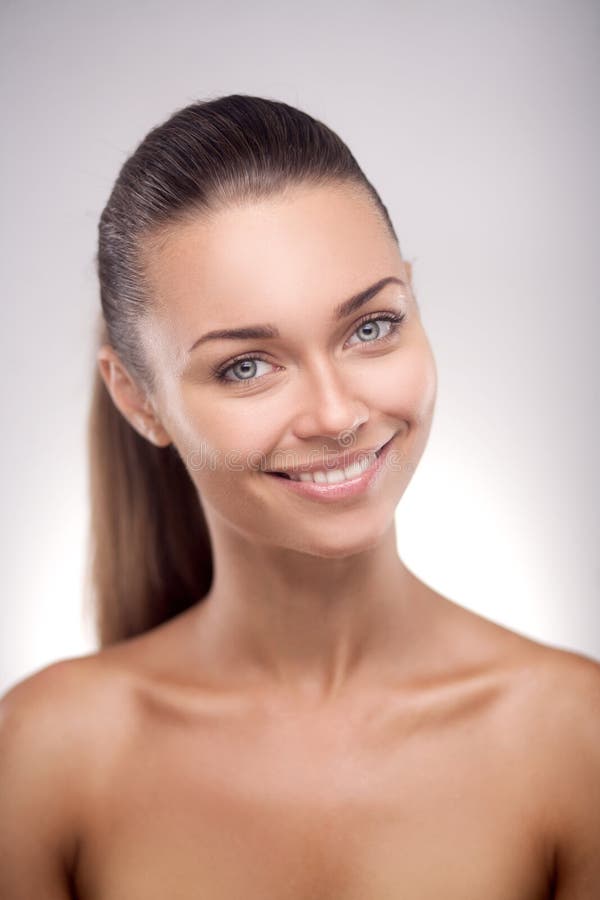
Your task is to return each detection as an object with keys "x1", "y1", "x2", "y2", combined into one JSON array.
[{"x1": 1, "y1": 0, "x2": 598, "y2": 694}]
